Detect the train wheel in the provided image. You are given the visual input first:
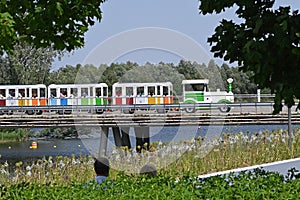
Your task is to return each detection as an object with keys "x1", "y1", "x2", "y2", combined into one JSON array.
[
  {"x1": 96, "y1": 109, "x2": 104, "y2": 114},
  {"x1": 35, "y1": 110, "x2": 43, "y2": 115},
  {"x1": 123, "y1": 109, "x2": 135, "y2": 114},
  {"x1": 26, "y1": 110, "x2": 34, "y2": 115},
  {"x1": 185, "y1": 107, "x2": 195, "y2": 113},
  {"x1": 157, "y1": 109, "x2": 166, "y2": 113},
  {"x1": 219, "y1": 104, "x2": 231, "y2": 113}
]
